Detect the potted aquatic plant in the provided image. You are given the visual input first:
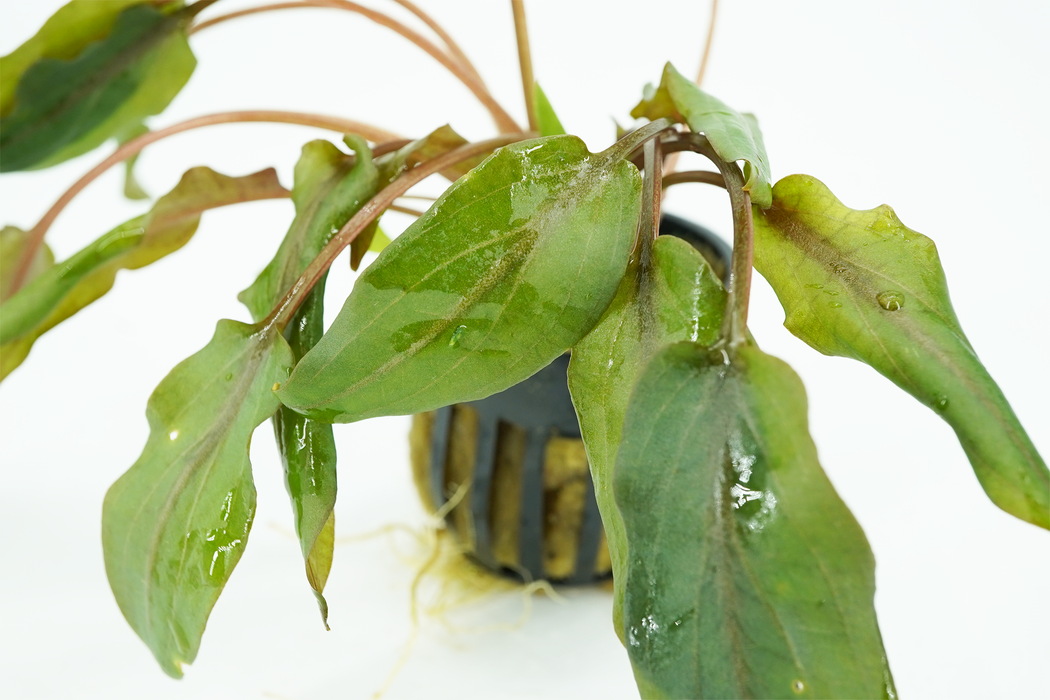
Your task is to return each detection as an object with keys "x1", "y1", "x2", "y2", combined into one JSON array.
[{"x1": 1, "y1": 0, "x2": 1046, "y2": 698}]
